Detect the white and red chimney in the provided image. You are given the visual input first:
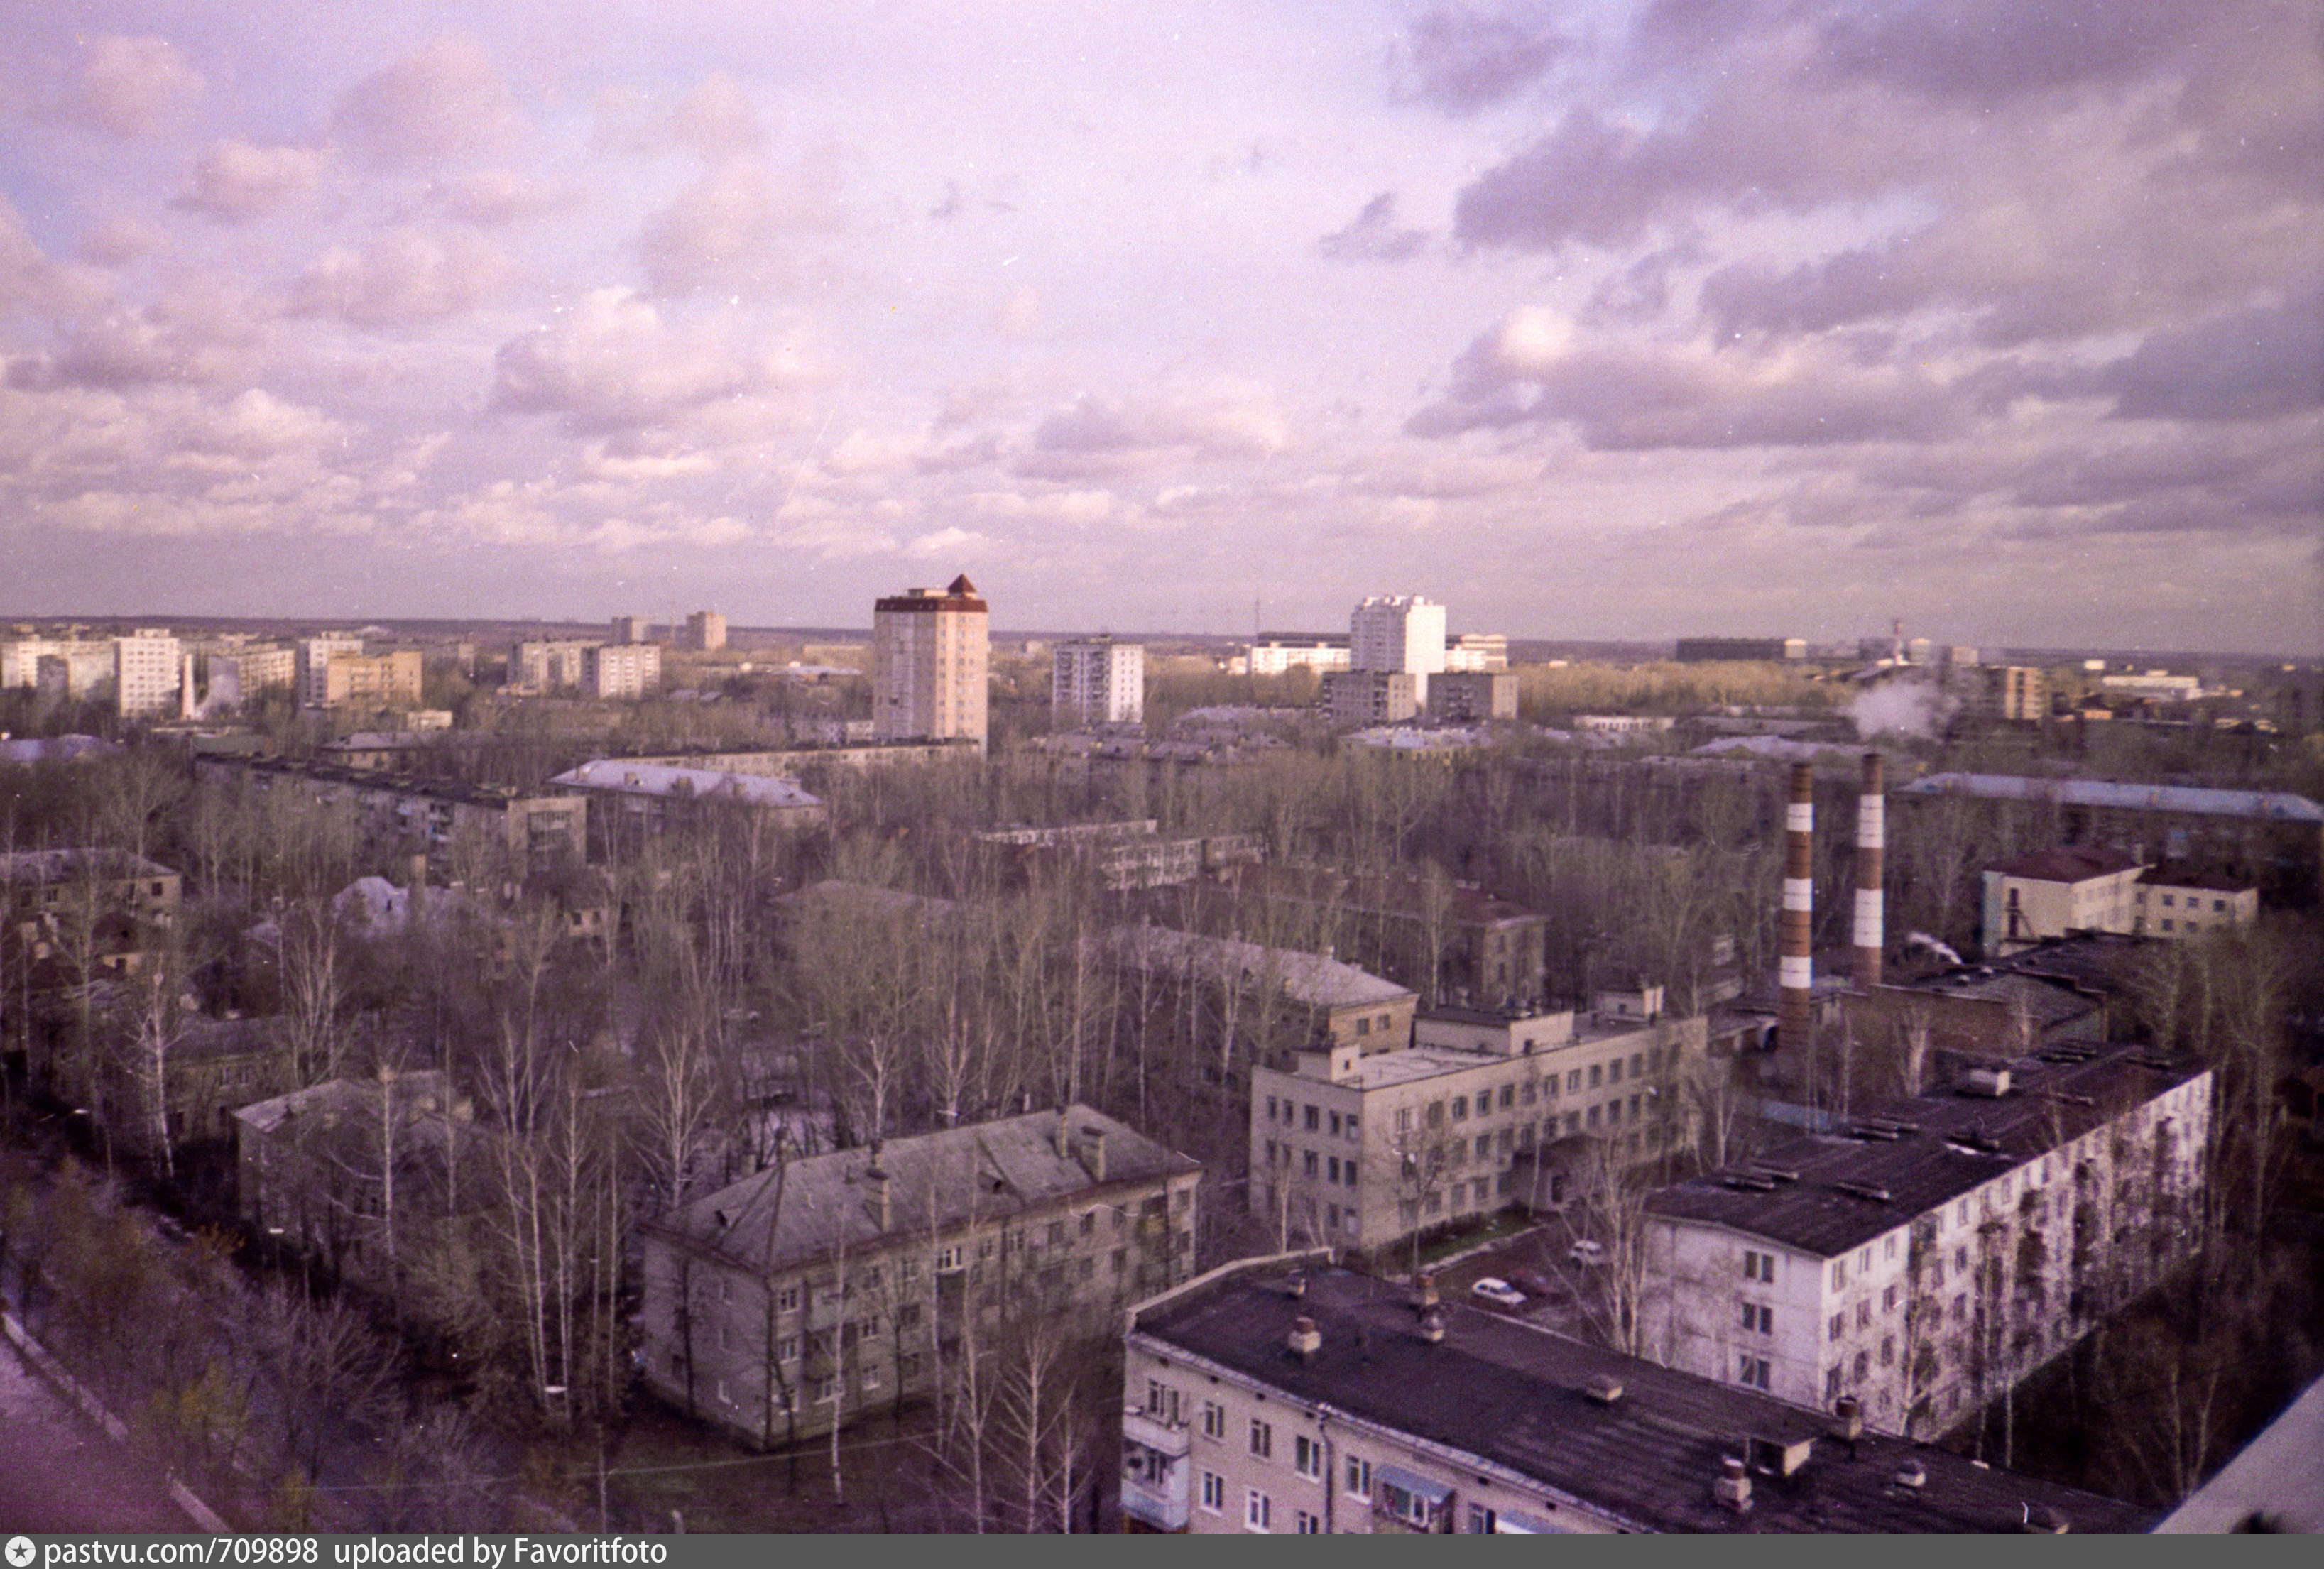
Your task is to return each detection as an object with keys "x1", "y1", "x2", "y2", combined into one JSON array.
[
  {"x1": 1855, "y1": 753, "x2": 1884, "y2": 988},
  {"x1": 1781, "y1": 762, "x2": 1814, "y2": 1049}
]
